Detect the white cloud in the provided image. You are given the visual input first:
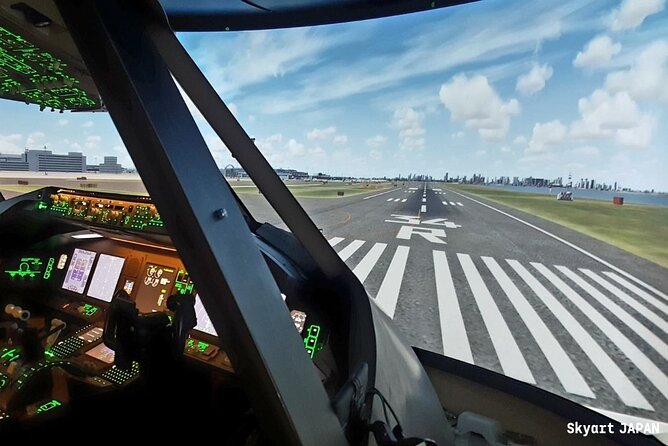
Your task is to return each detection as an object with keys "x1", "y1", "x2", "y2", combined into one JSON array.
[
  {"x1": 333, "y1": 135, "x2": 348, "y2": 145},
  {"x1": 58, "y1": 119, "x2": 69, "y2": 126},
  {"x1": 608, "y1": 0, "x2": 665, "y2": 31},
  {"x1": 81, "y1": 121, "x2": 94, "y2": 128},
  {"x1": 500, "y1": 146, "x2": 512, "y2": 153},
  {"x1": 26, "y1": 131, "x2": 46, "y2": 147},
  {"x1": 573, "y1": 35, "x2": 621, "y2": 69},
  {"x1": 0, "y1": 133, "x2": 23, "y2": 153},
  {"x1": 285, "y1": 138, "x2": 306, "y2": 156},
  {"x1": 393, "y1": 107, "x2": 426, "y2": 151},
  {"x1": 513, "y1": 135, "x2": 527, "y2": 145},
  {"x1": 452, "y1": 131, "x2": 465, "y2": 139},
  {"x1": 366, "y1": 135, "x2": 387, "y2": 147},
  {"x1": 570, "y1": 89, "x2": 656, "y2": 148},
  {"x1": 516, "y1": 63, "x2": 553, "y2": 95},
  {"x1": 439, "y1": 74, "x2": 520, "y2": 141},
  {"x1": 605, "y1": 40, "x2": 668, "y2": 105},
  {"x1": 308, "y1": 146, "x2": 326, "y2": 157},
  {"x1": 571, "y1": 145, "x2": 600, "y2": 156},
  {"x1": 525, "y1": 120, "x2": 567, "y2": 155},
  {"x1": 85, "y1": 135, "x2": 101, "y2": 149},
  {"x1": 368, "y1": 149, "x2": 382, "y2": 160},
  {"x1": 307, "y1": 126, "x2": 337, "y2": 141},
  {"x1": 70, "y1": 142, "x2": 82, "y2": 150}
]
